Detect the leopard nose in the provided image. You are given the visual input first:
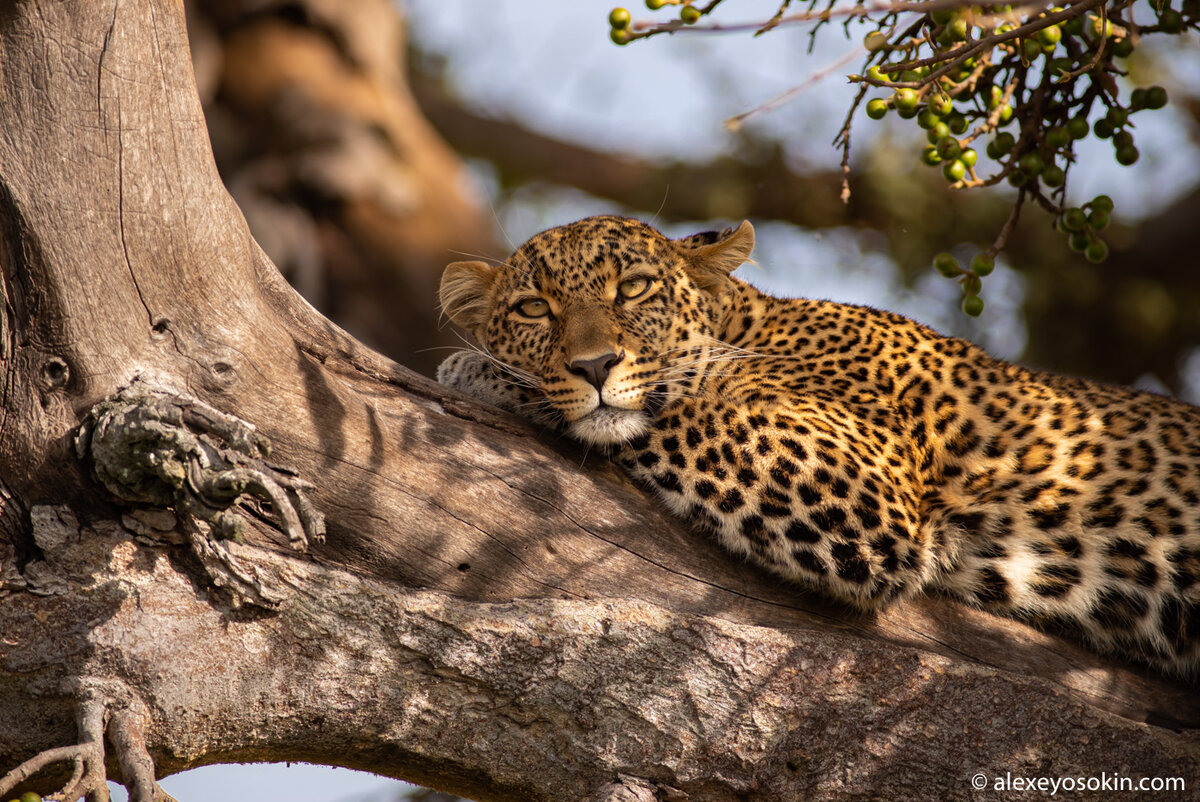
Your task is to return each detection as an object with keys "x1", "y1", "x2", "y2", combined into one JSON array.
[{"x1": 566, "y1": 350, "x2": 624, "y2": 391}]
